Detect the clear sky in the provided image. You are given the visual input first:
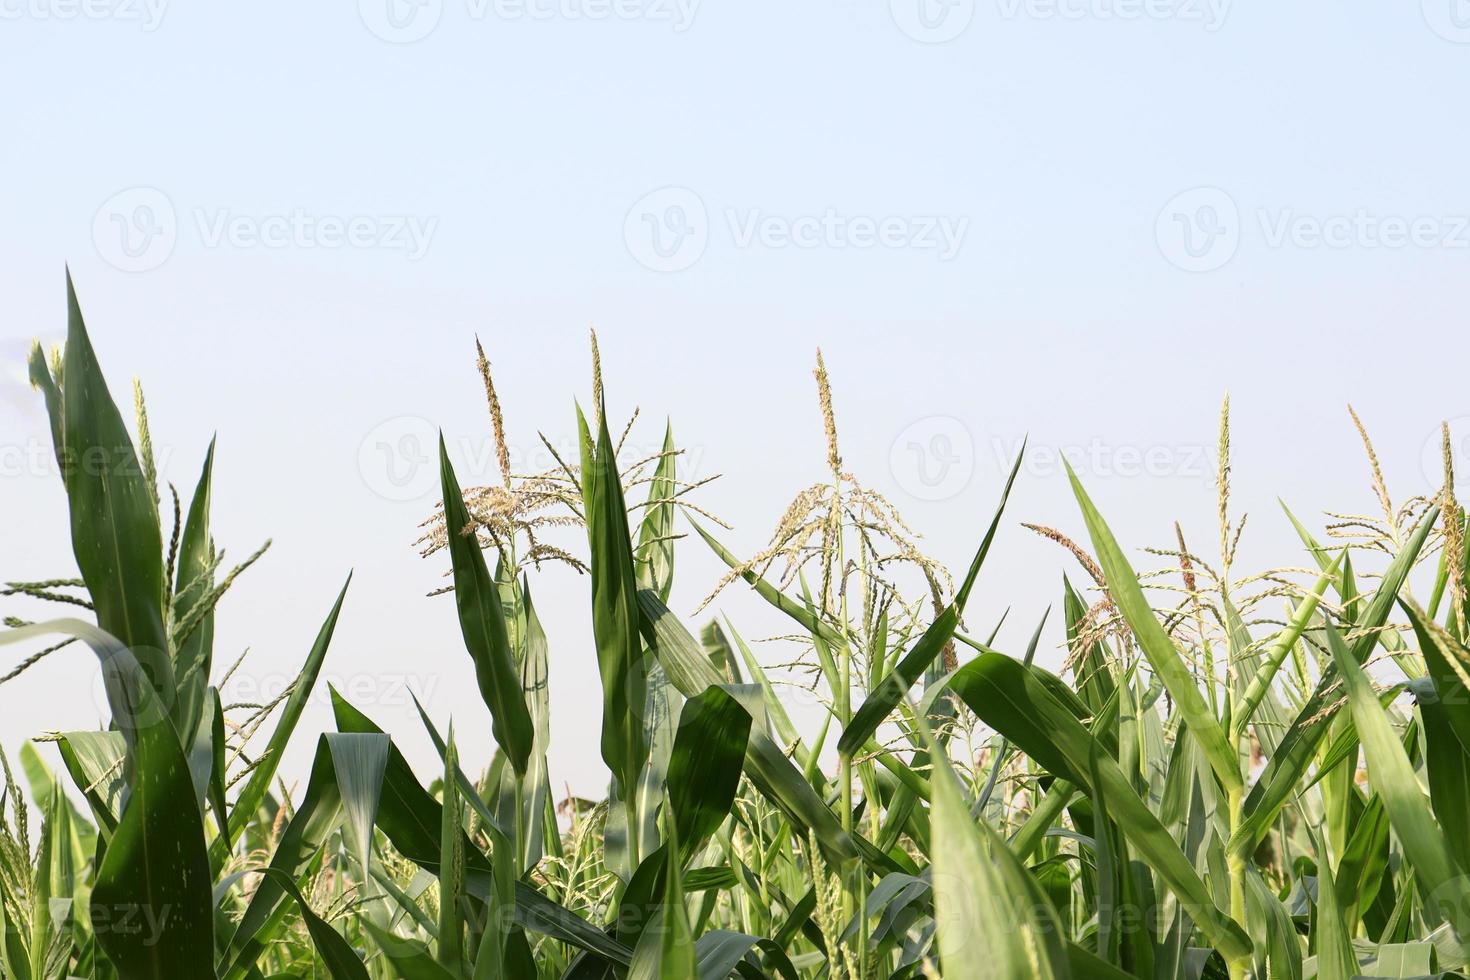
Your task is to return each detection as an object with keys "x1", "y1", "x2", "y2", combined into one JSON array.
[{"x1": 3, "y1": 0, "x2": 1469, "y2": 796}]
